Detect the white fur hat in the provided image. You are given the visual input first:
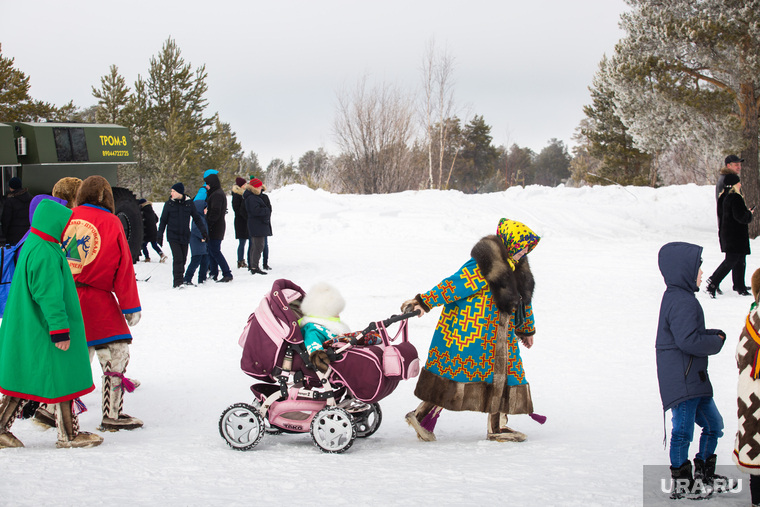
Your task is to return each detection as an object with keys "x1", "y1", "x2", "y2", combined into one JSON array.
[{"x1": 301, "y1": 282, "x2": 345, "y2": 318}]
